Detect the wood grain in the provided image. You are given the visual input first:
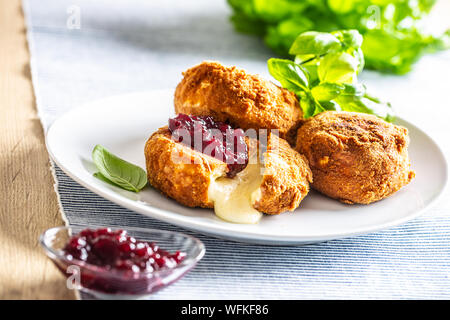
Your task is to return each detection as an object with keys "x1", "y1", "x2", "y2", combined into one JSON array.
[{"x1": 0, "y1": 0, "x2": 75, "y2": 300}]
